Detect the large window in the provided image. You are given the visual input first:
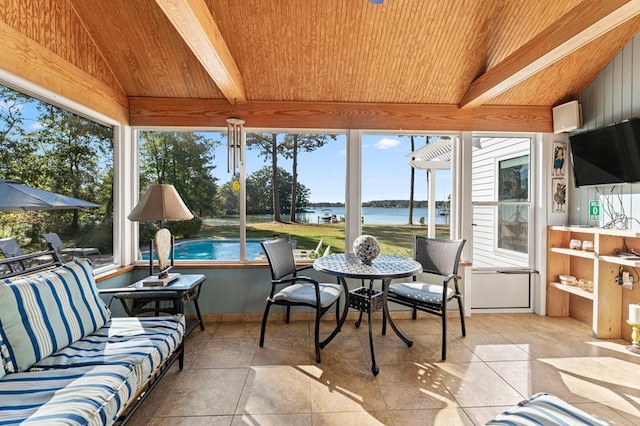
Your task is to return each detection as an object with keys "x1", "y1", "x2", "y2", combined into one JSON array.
[
  {"x1": 0, "y1": 85, "x2": 114, "y2": 267},
  {"x1": 361, "y1": 133, "x2": 452, "y2": 257},
  {"x1": 244, "y1": 131, "x2": 346, "y2": 258},
  {"x1": 135, "y1": 130, "x2": 345, "y2": 261}
]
